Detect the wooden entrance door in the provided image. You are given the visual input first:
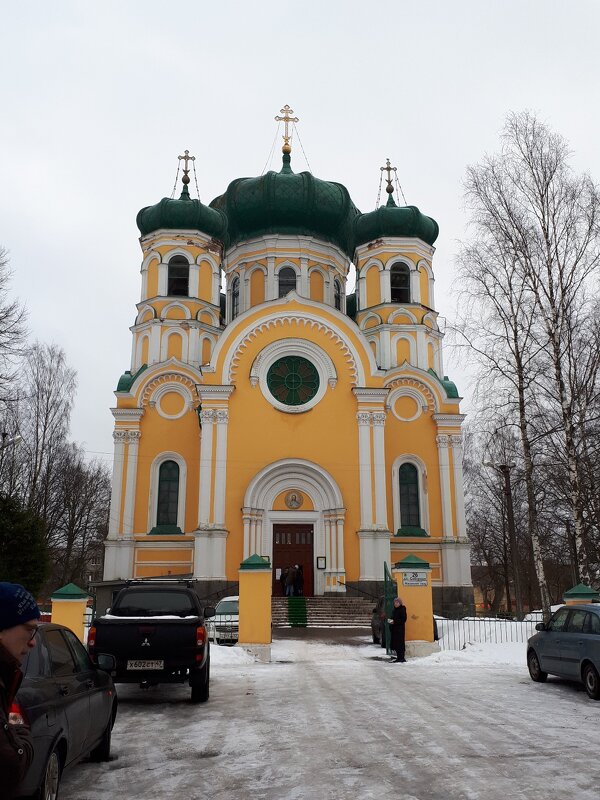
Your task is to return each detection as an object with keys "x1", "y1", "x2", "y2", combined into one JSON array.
[{"x1": 272, "y1": 524, "x2": 314, "y2": 597}]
